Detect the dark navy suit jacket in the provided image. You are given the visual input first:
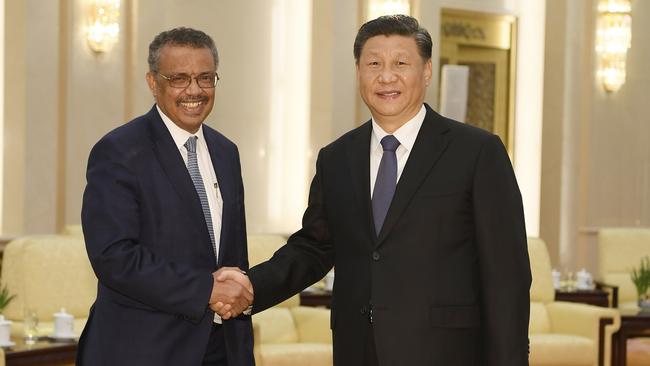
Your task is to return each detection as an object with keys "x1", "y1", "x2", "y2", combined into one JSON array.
[{"x1": 78, "y1": 105, "x2": 254, "y2": 366}]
